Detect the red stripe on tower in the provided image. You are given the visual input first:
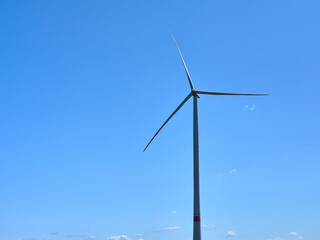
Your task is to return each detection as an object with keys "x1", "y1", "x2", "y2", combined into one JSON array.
[{"x1": 194, "y1": 216, "x2": 201, "y2": 222}]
